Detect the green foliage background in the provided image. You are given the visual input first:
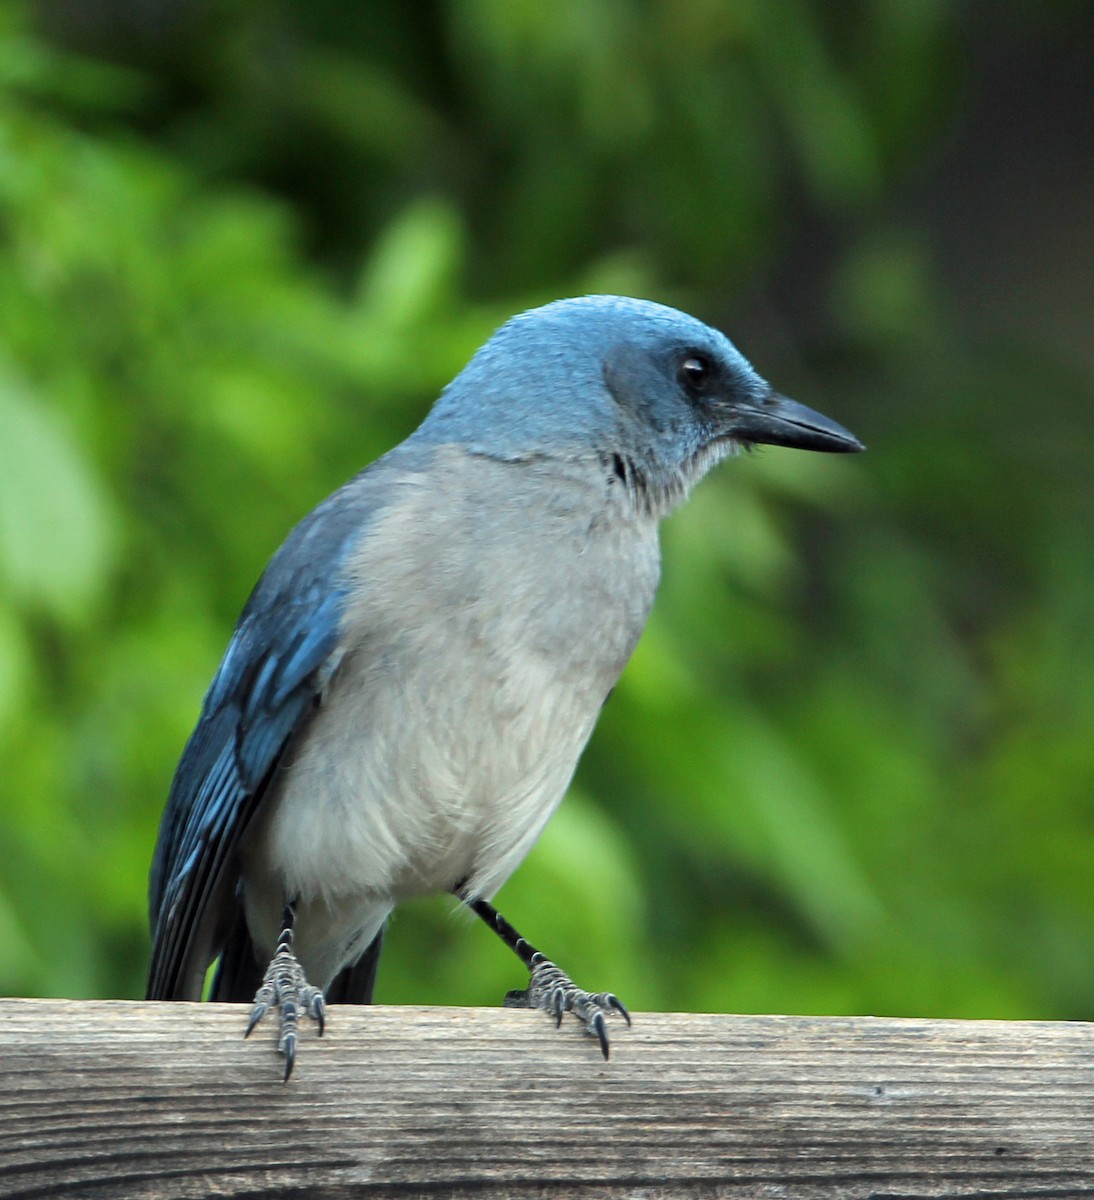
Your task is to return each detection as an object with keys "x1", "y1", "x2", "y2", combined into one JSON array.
[{"x1": 2, "y1": 1, "x2": 1093, "y2": 1021}]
